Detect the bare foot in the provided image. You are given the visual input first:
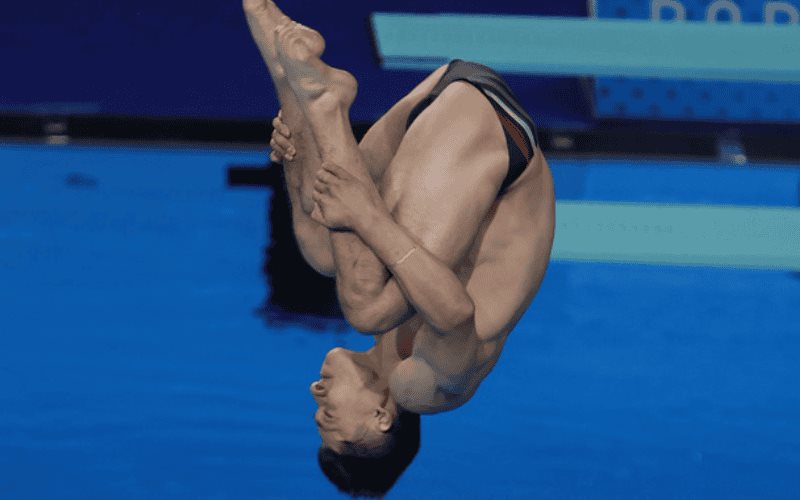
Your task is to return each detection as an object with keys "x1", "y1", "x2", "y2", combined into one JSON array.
[
  {"x1": 274, "y1": 20, "x2": 374, "y2": 198},
  {"x1": 243, "y1": 0, "x2": 292, "y2": 77},
  {"x1": 275, "y1": 22, "x2": 357, "y2": 111}
]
